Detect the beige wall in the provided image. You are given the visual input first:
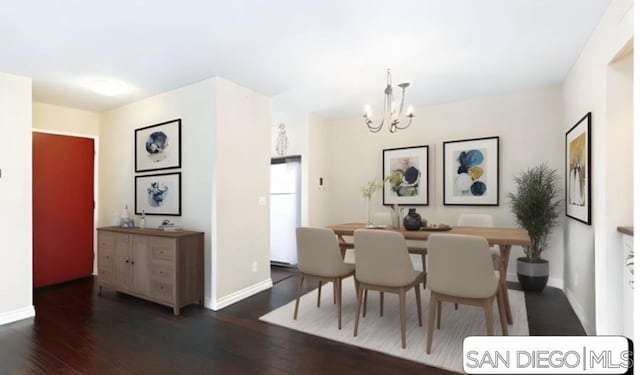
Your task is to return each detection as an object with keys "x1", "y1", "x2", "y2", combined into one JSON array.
[
  {"x1": 213, "y1": 78, "x2": 272, "y2": 306},
  {"x1": 307, "y1": 113, "x2": 332, "y2": 226},
  {"x1": 33, "y1": 102, "x2": 100, "y2": 136},
  {"x1": 324, "y1": 85, "x2": 564, "y2": 284},
  {"x1": 0, "y1": 73, "x2": 34, "y2": 324},
  {"x1": 561, "y1": 0, "x2": 633, "y2": 335}
]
